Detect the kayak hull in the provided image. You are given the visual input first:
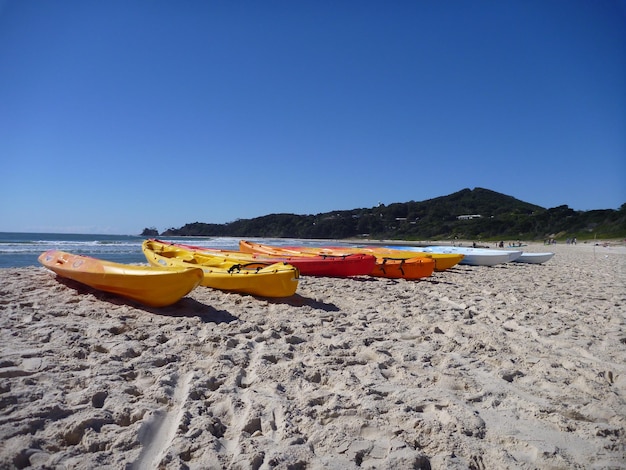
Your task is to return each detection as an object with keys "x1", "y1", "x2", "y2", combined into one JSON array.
[
  {"x1": 369, "y1": 256, "x2": 435, "y2": 279},
  {"x1": 389, "y1": 246, "x2": 523, "y2": 266},
  {"x1": 513, "y1": 252, "x2": 555, "y2": 264},
  {"x1": 38, "y1": 250, "x2": 203, "y2": 307}
]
